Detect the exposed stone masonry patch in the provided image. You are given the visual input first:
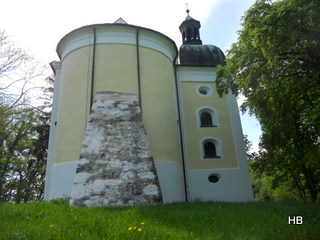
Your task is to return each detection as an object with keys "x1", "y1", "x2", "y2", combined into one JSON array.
[{"x1": 69, "y1": 91, "x2": 162, "y2": 207}]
